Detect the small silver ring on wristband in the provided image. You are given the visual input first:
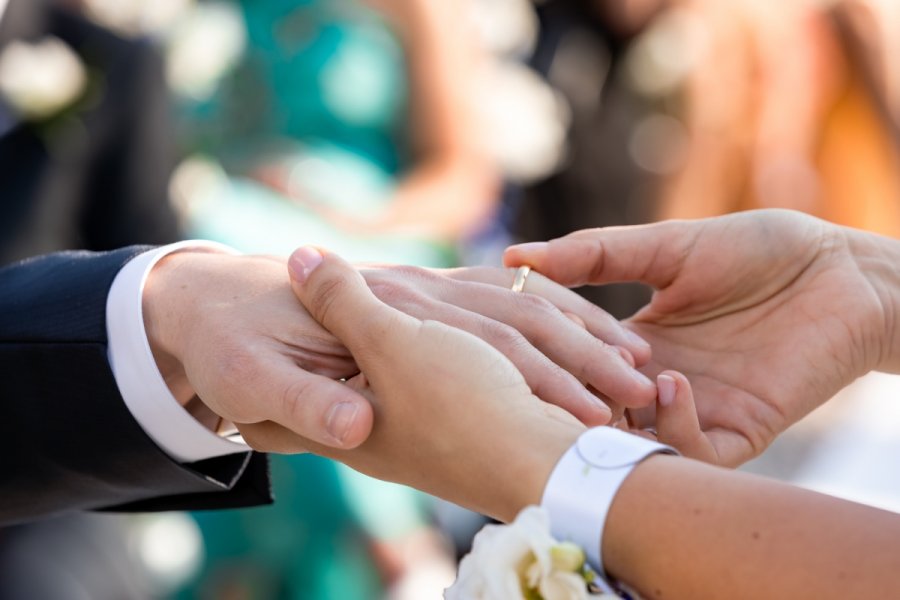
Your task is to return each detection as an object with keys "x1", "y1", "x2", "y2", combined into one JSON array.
[{"x1": 541, "y1": 427, "x2": 678, "y2": 580}]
